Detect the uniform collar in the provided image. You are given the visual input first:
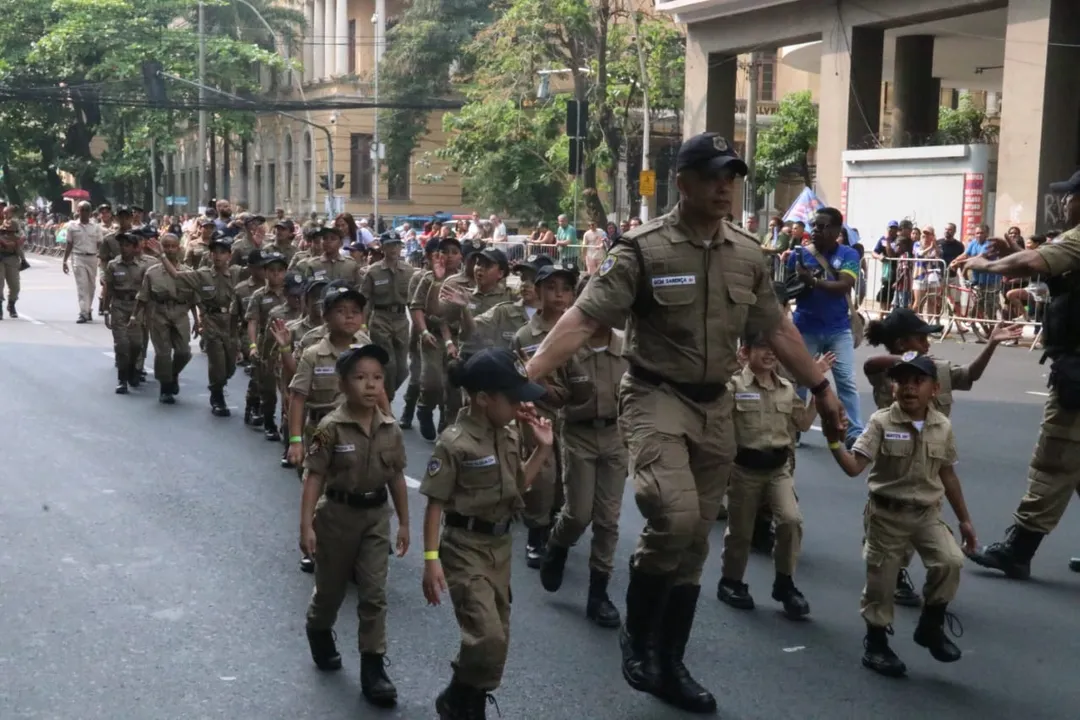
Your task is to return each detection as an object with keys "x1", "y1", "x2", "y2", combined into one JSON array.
[
  {"x1": 887, "y1": 404, "x2": 946, "y2": 427},
  {"x1": 314, "y1": 334, "x2": 349, "y2": 357},
  {"x1": 739, "y1": 364, "x2": 778, "y2": 390},
  {"x1": 528, "y1": 311, "x2": 556, "y2": 334},
  {"x1": 329, "y1": 403, "x2": 397, "y2": 430},
  {"x1": 456, "y1": 408, "x2": 498, "y2": 440},
  {"x1": 668, "y1": 202, "x2": 728, "y2": 247}
]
